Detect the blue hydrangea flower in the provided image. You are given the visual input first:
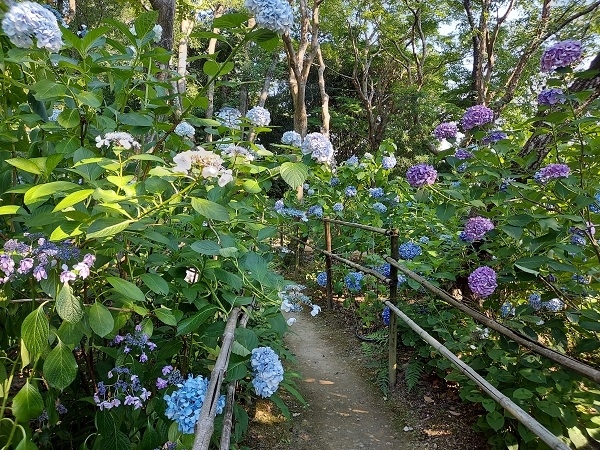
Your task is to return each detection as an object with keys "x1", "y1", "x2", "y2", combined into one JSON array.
[
  {"x1": 251, "y1": 347, "x2": 284, "y2": 398},
  {"x1": 344, "y1": 271, "x2": 364, "y2": 292},
  {"x1": 329, "y1": 177, "x2": 340, "y2": 186},
  {"x1": 500, "y1": 302, "x2": 515, "y2": 318},
  {"x1": 368, "y1": 187, "x2": 384, "y2": 198},
  {"x1": 164, "y1": 375, "x2": 225, "y2": 434},
  {"x1": 244, "y1": 0, "x2": 294, "y2": 34},
  {"x1": 419, "y1": 236, "x2": 430, "y2": 244},
  {"x1": 2, "y1": 1, "x2": 63, "y2": 52},
  {"x1": 246, "y1": 106, "x2": 271, "y2": 126},
  {"x1": 481, "y1": 131, "x2": 507, "y2": 145},
  {"x1": 454, "y1": 149, "x2": 473, "y2": 160},
  {"x1": 316, "y1": 271, "x2": 328, "y2": 287},
  {"x1": 281, "y1": 130, "x2": 302, "y2": 147},
  {"x1": 301, "y1": 133, "x2": 334, "y2": 164},
  {"x1": 571, "y1": 274, "x2": 589, "y2": 284},
  {"x1": 346, "y1": 155, "x2": 359, "y2": 166},
  {"x1": 528, "y1": 293, "x2": 542, "y2": 311},
  {"x1": 398, "y1": 242, "x2": 422, "y2": 260},
  {"x1": 174, "y1": 121, "x2": 195, "y2": 138},
  {"x1": 345, "y1": 186, "x2": 357, "y2": 197},
  {"x1": 372, "y1": 202, "x2": 387, "y2": 213},
  {"x1": 382, "y1": 154, "x2": 397, "y2": 169},
  {"x1": 543, "y1": 298, "x2": 565, "y2": 312},
  {"x1": 307, "y1": 205, "x2": 323, "y2": 218},
  {"x1": 216, "y1": 107, "x2": 242, "y2": 129},
  {"x1": 570, "y1": 234, "x2": 586, "y2": 246},
  {"x1": 332, "y1": 202, "x2": 344, "y2": 212},
  {"x1": 382, "y1": 307, "x2": 391, "y2": 326}
]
